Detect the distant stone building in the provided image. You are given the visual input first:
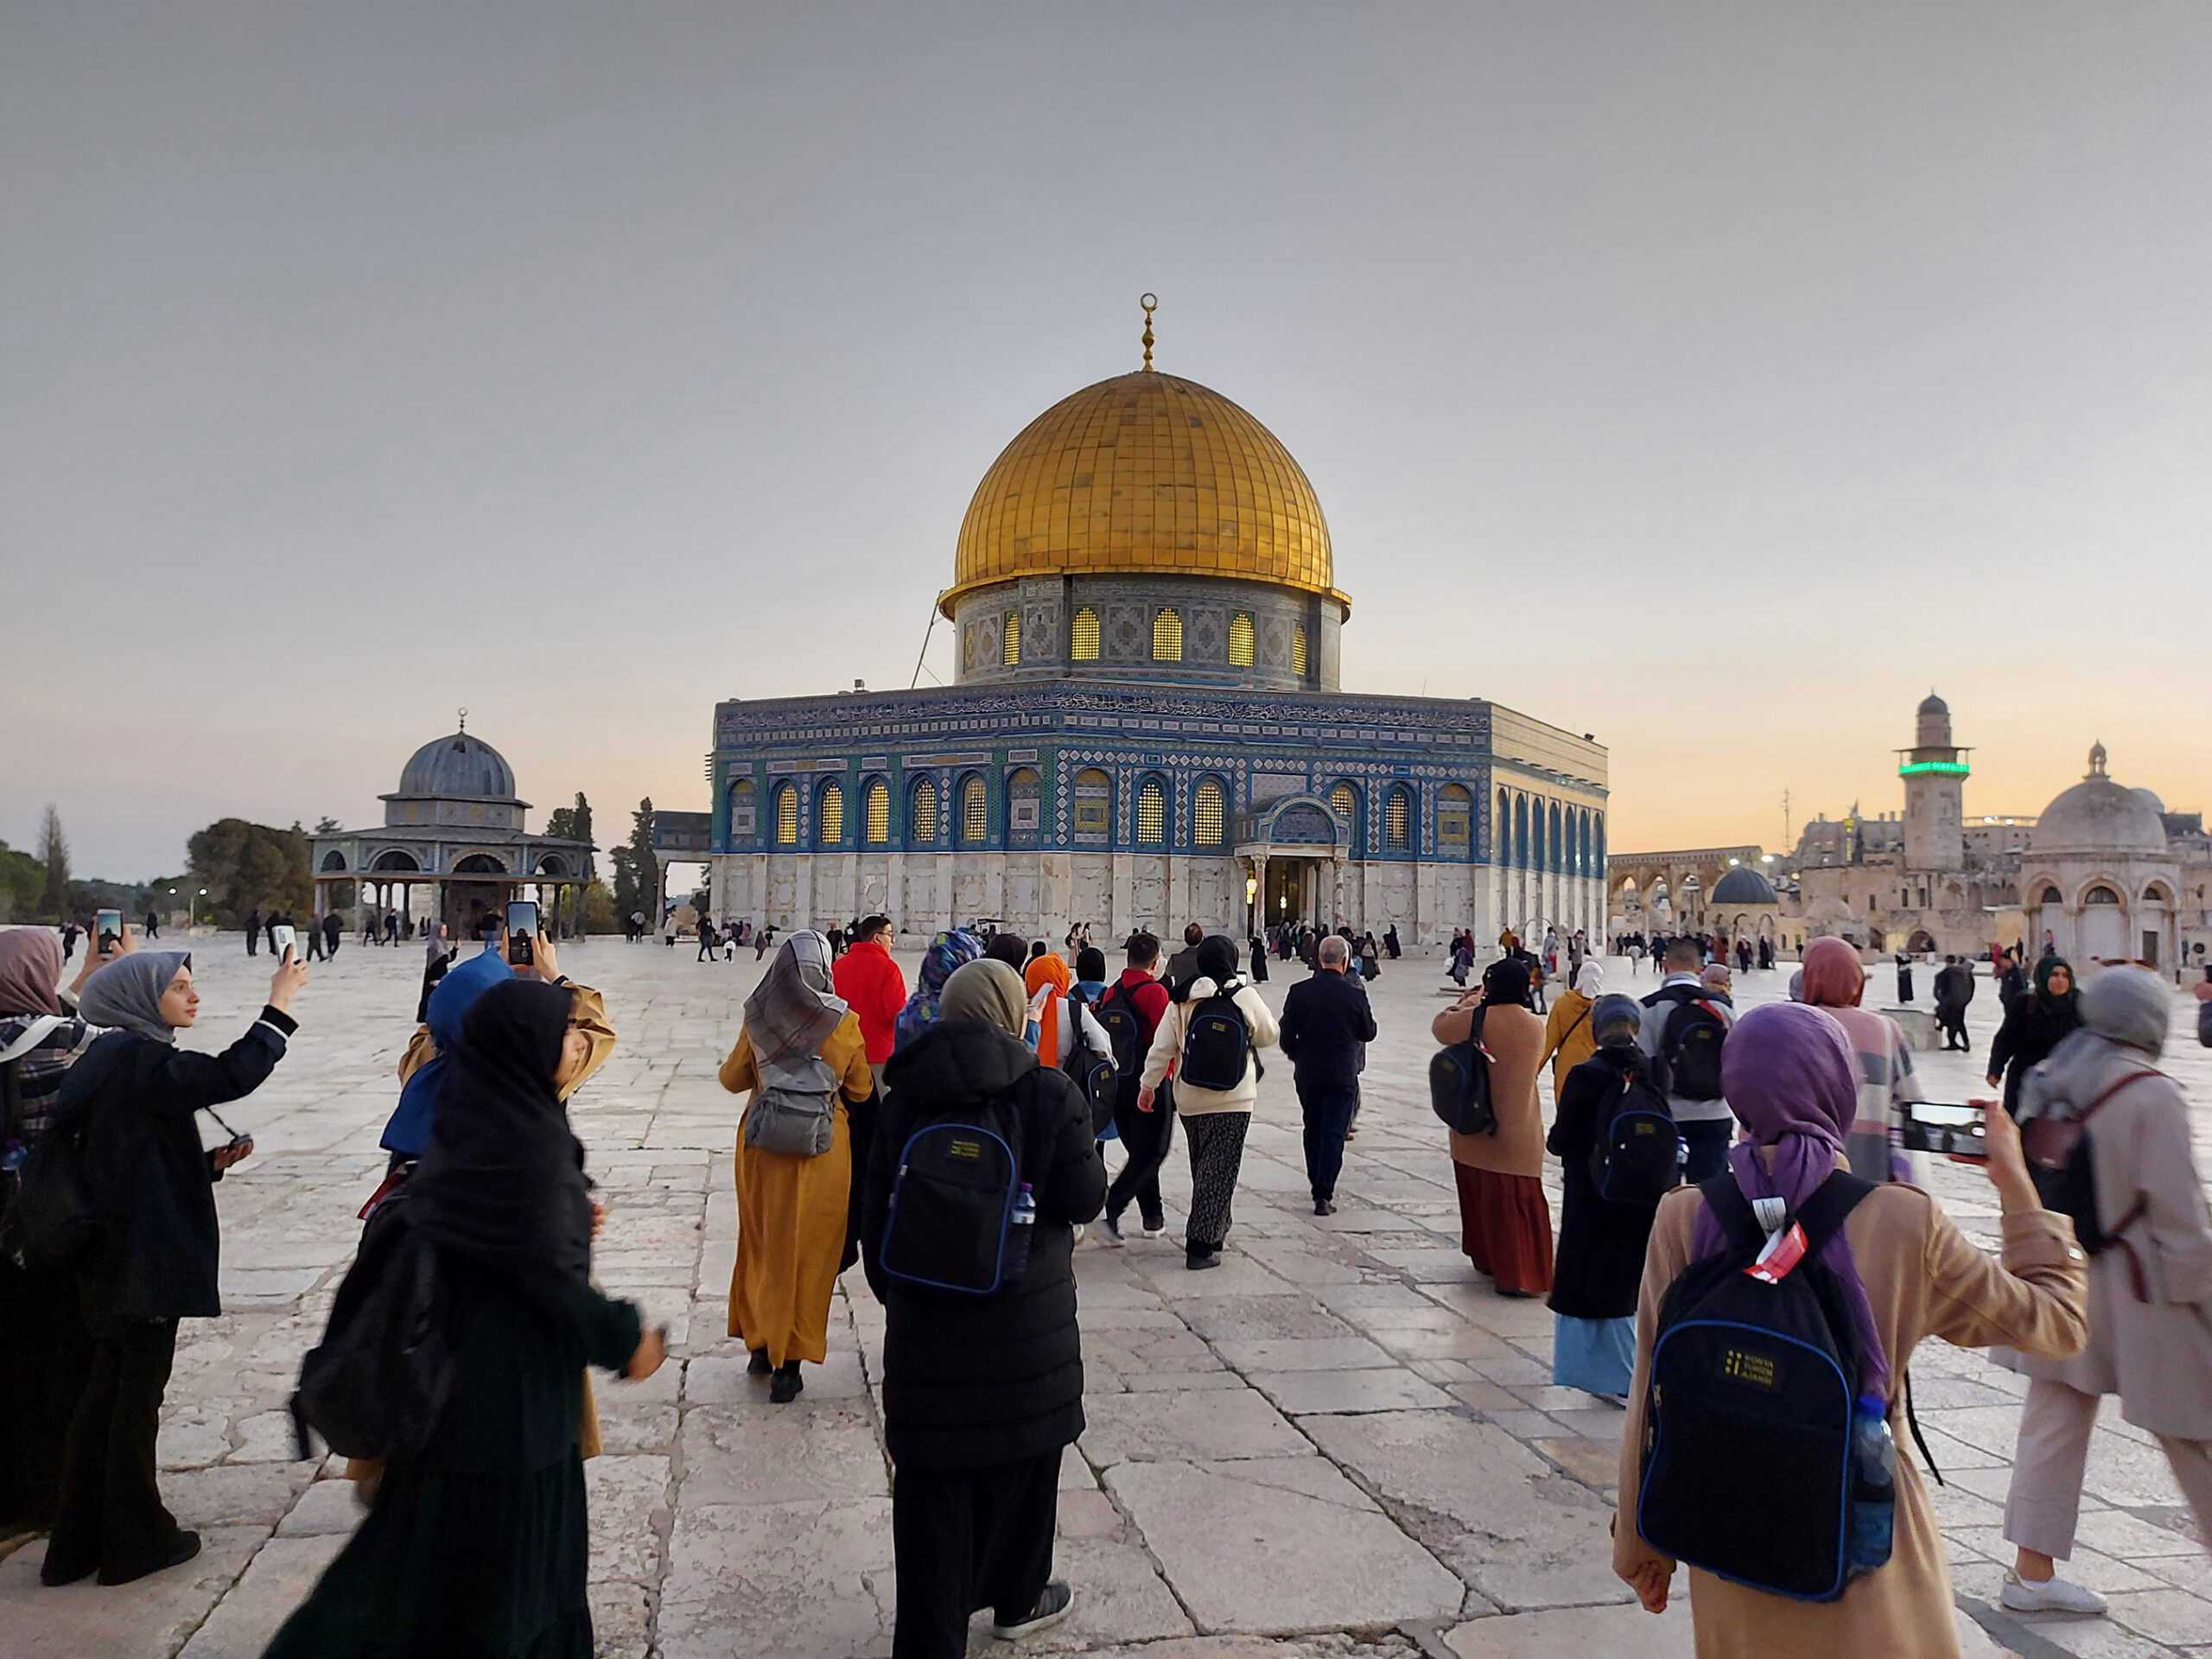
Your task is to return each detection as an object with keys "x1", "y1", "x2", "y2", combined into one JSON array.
[{"x1": 310, "y1": 725, "x2": 594, "y2": 936}]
